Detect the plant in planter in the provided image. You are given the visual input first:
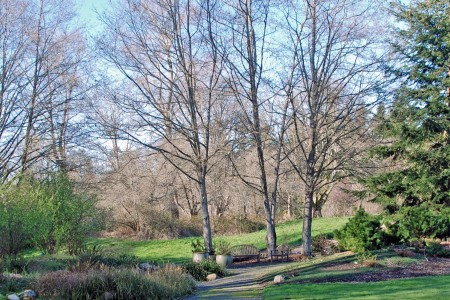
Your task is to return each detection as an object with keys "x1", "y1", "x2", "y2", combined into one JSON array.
[
  {"x1": 191, "y1": 239, "x2": 208, "y2": 263},
  {"x1": 215, "y1": 240, "x2": 233, "y2": 267}
]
